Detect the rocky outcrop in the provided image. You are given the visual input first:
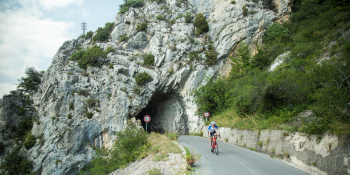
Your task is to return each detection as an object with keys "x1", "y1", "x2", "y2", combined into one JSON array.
[
  {"x1": 0, "y1": 0, "x2": 292, "y2": 174},
  {"x1": 204, "y1": 127, "x2": 350, "y2": 175}
]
